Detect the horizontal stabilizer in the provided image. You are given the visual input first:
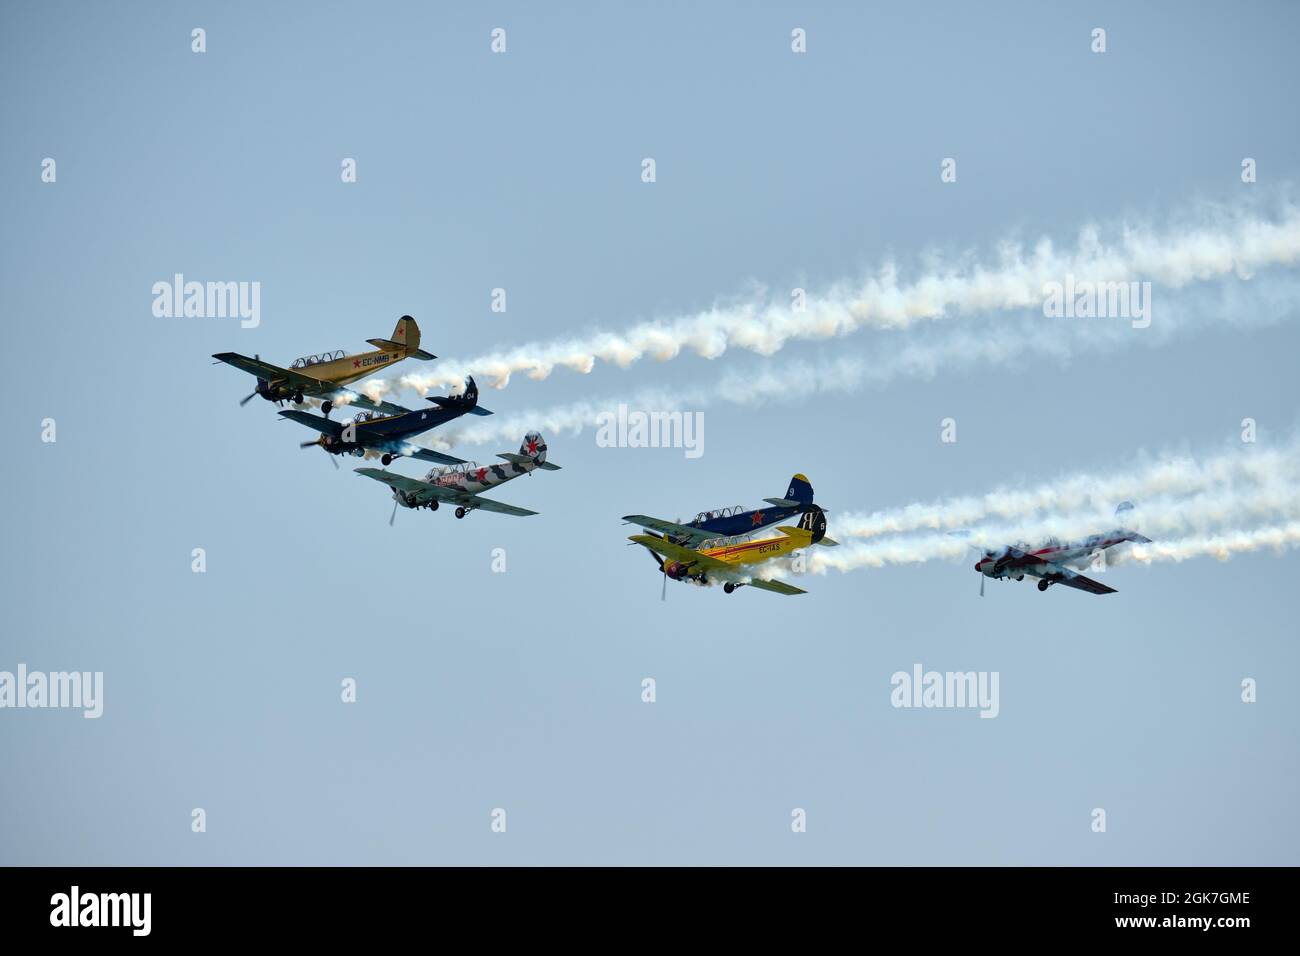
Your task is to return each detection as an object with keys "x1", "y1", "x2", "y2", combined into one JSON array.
[
  {"x1": 763, "y1": 497, "x2": 800, "y2": 508},
  {"x1": 467, "y1": 406, "x2": 493, "y2": 416},
  {"x1": 495, "y1": 452, "x2": 559, "y2": 470},
  {"x1": 819, "y1": 536, "x2": 840, "y2": 547},
  {"x1": 368, "y1": 339, "x2": 436, "y2": 360}
]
